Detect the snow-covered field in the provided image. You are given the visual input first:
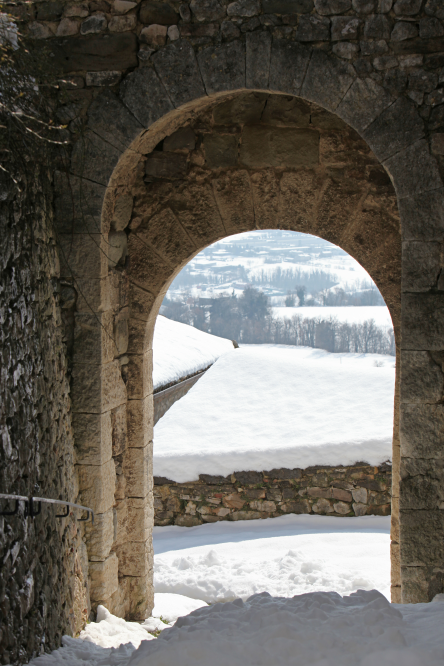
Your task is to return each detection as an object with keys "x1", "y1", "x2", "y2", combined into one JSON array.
[
  {"x1": 154, "y1": 345, "x2": 395, "y2": 482},
  {"x1": 153, "y1": 316, "x2": 234, "y2": 390},
  {"x1": 154, "y1": 514, "x2": 391, "y2": 602},
  {"x1": 273, "y1": 305, "x2": 392, "y2": 328},
  {"x1": 28, "y1": 514, "x2": 444, "y2": 666}
]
